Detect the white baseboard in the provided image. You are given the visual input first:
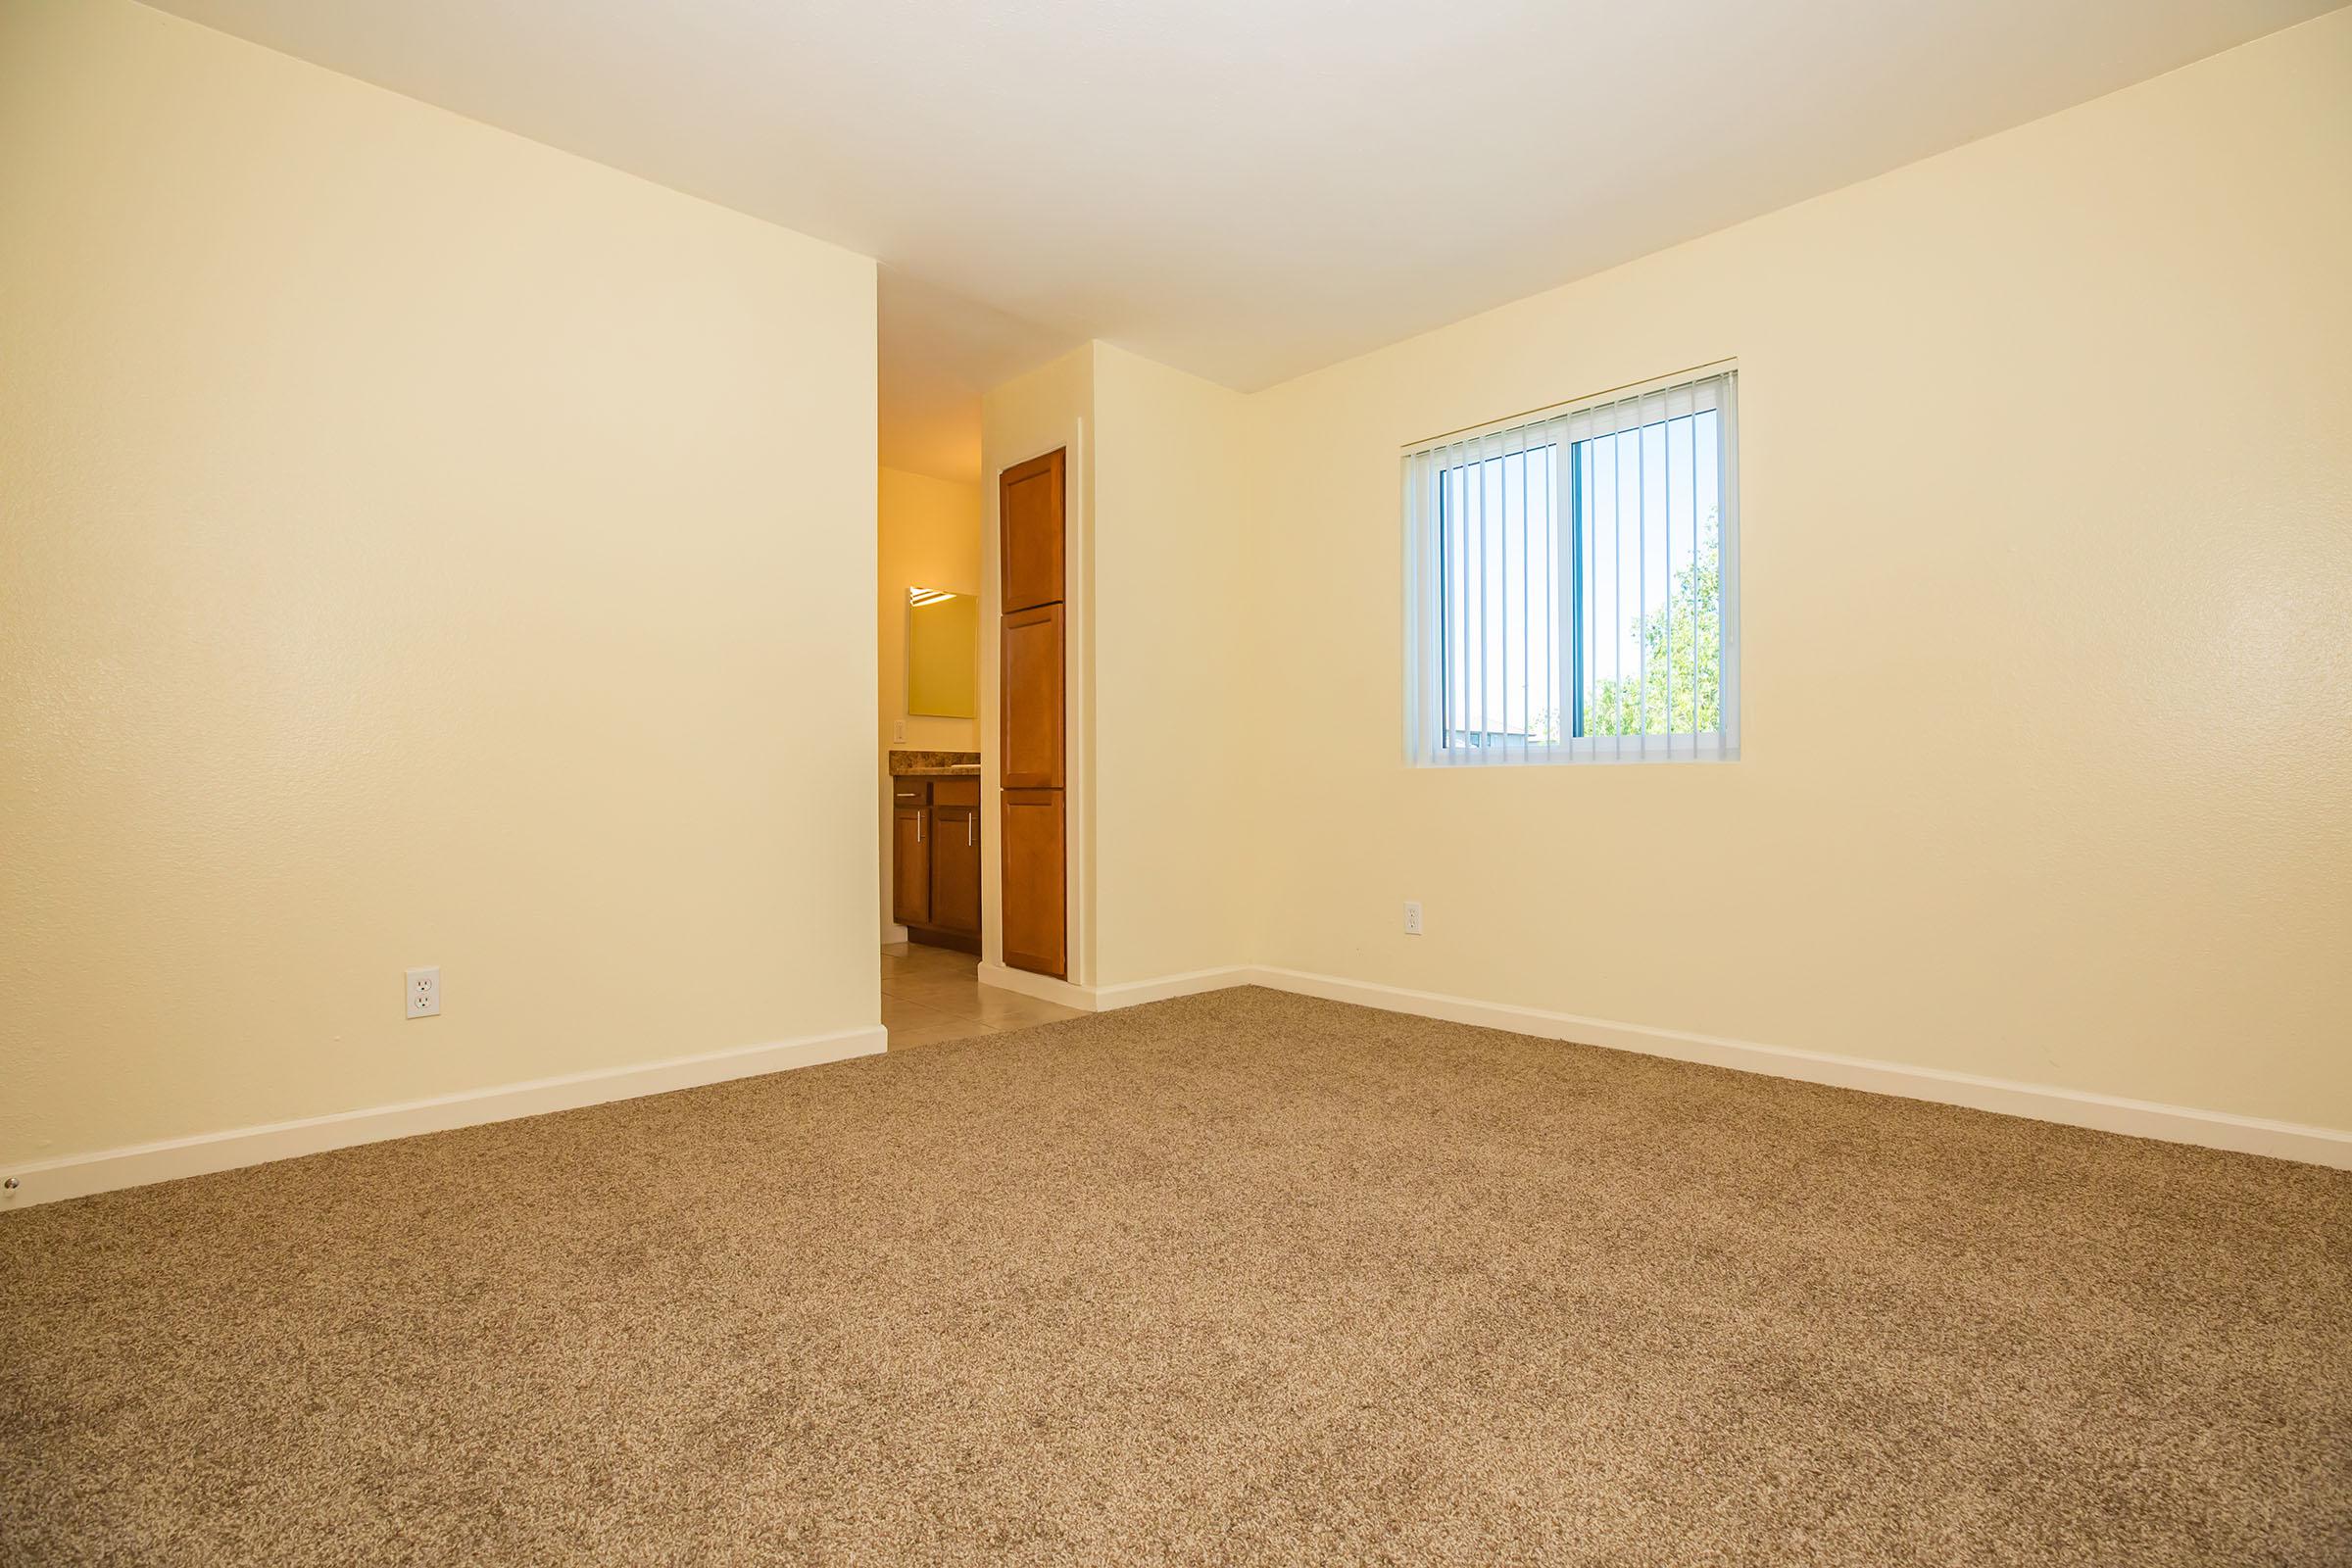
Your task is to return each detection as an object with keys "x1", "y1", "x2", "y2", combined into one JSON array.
[
  {"x1": 27, "y1": 959, "x2": 2338, "y2": 1211},
  {"x1": 1096, "y1": 966, "x2": 1256, "y2": 1007},
  {"x1": 1247, "y1": 966, "x2": 2352, "y2": 1171},
  {"x1": 0, "y1": 1025, "x2": 887, "y2": 1211},
  {"x1": 975, "y1": 962, "x2": 1098, "y2": 1008},
  {"x1": 976, "y1": 961, "x2": 1251, "y2": 1012}
]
